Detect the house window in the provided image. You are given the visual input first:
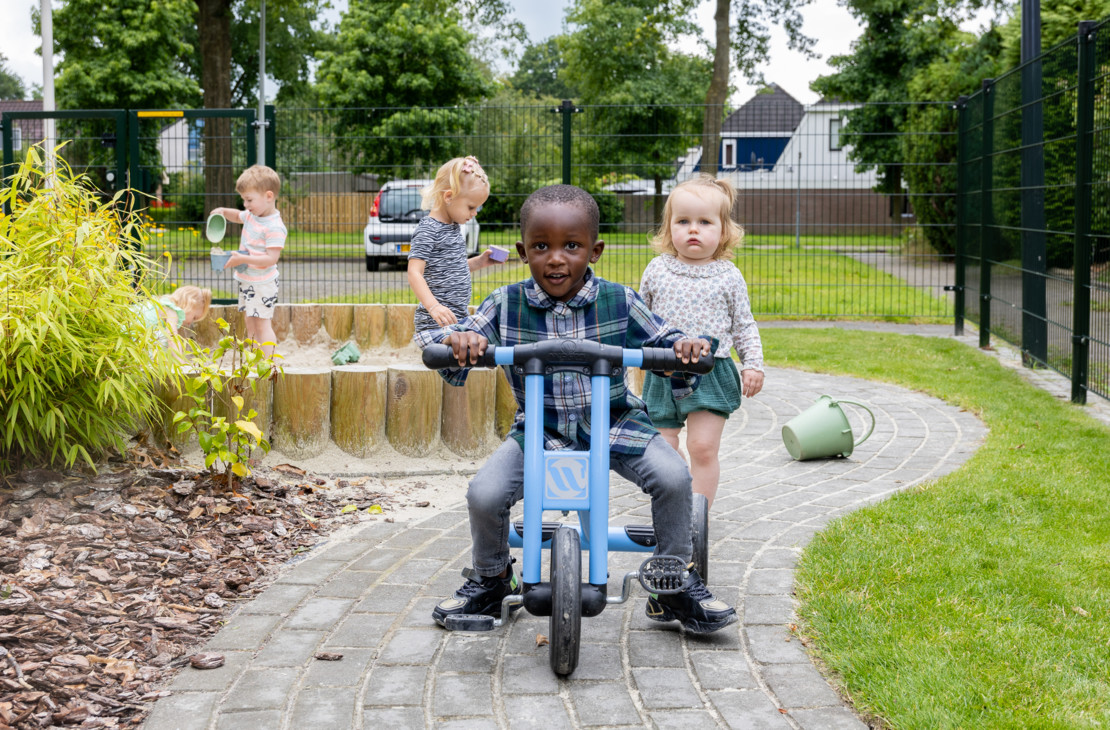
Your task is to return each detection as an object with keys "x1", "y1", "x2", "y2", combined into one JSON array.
[
  {"x1": 829, "y1": 118, "x2": 843, "y2": 151},
  {"x1": 722, "y1": 139, "x2": 736, "y2": 168},
  {"x1": 12, "y1": 126, "x2": 22, "y2": 151}
]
